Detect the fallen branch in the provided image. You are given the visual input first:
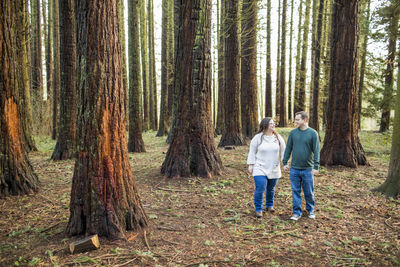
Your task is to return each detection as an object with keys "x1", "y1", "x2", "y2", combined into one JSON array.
[
  {"x1": 113, "y1": 257, "x2": 138, "y2": 267},
  {"x1": 157, "y1": 187, "x2": 191, "y2": 193},
  {"x1": 157, "y1": 226, "x2": 182, "y2": 232}
]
